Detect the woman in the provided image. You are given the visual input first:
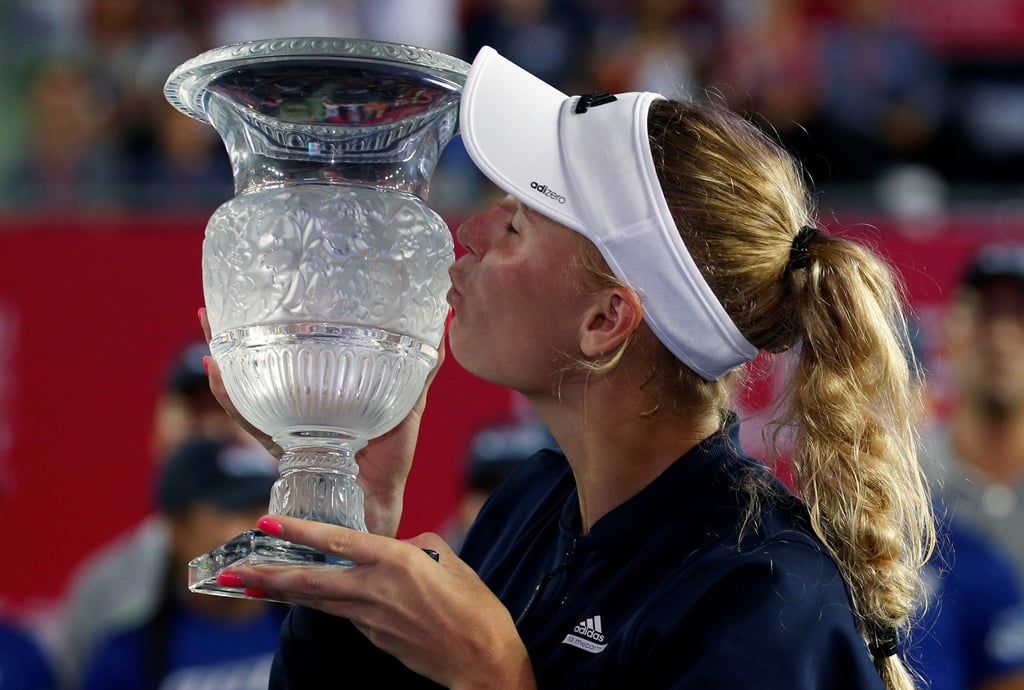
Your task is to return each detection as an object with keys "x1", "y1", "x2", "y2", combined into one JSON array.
[{"x1": 205, "y1": 47, "x2": 934, "y2": 689}]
